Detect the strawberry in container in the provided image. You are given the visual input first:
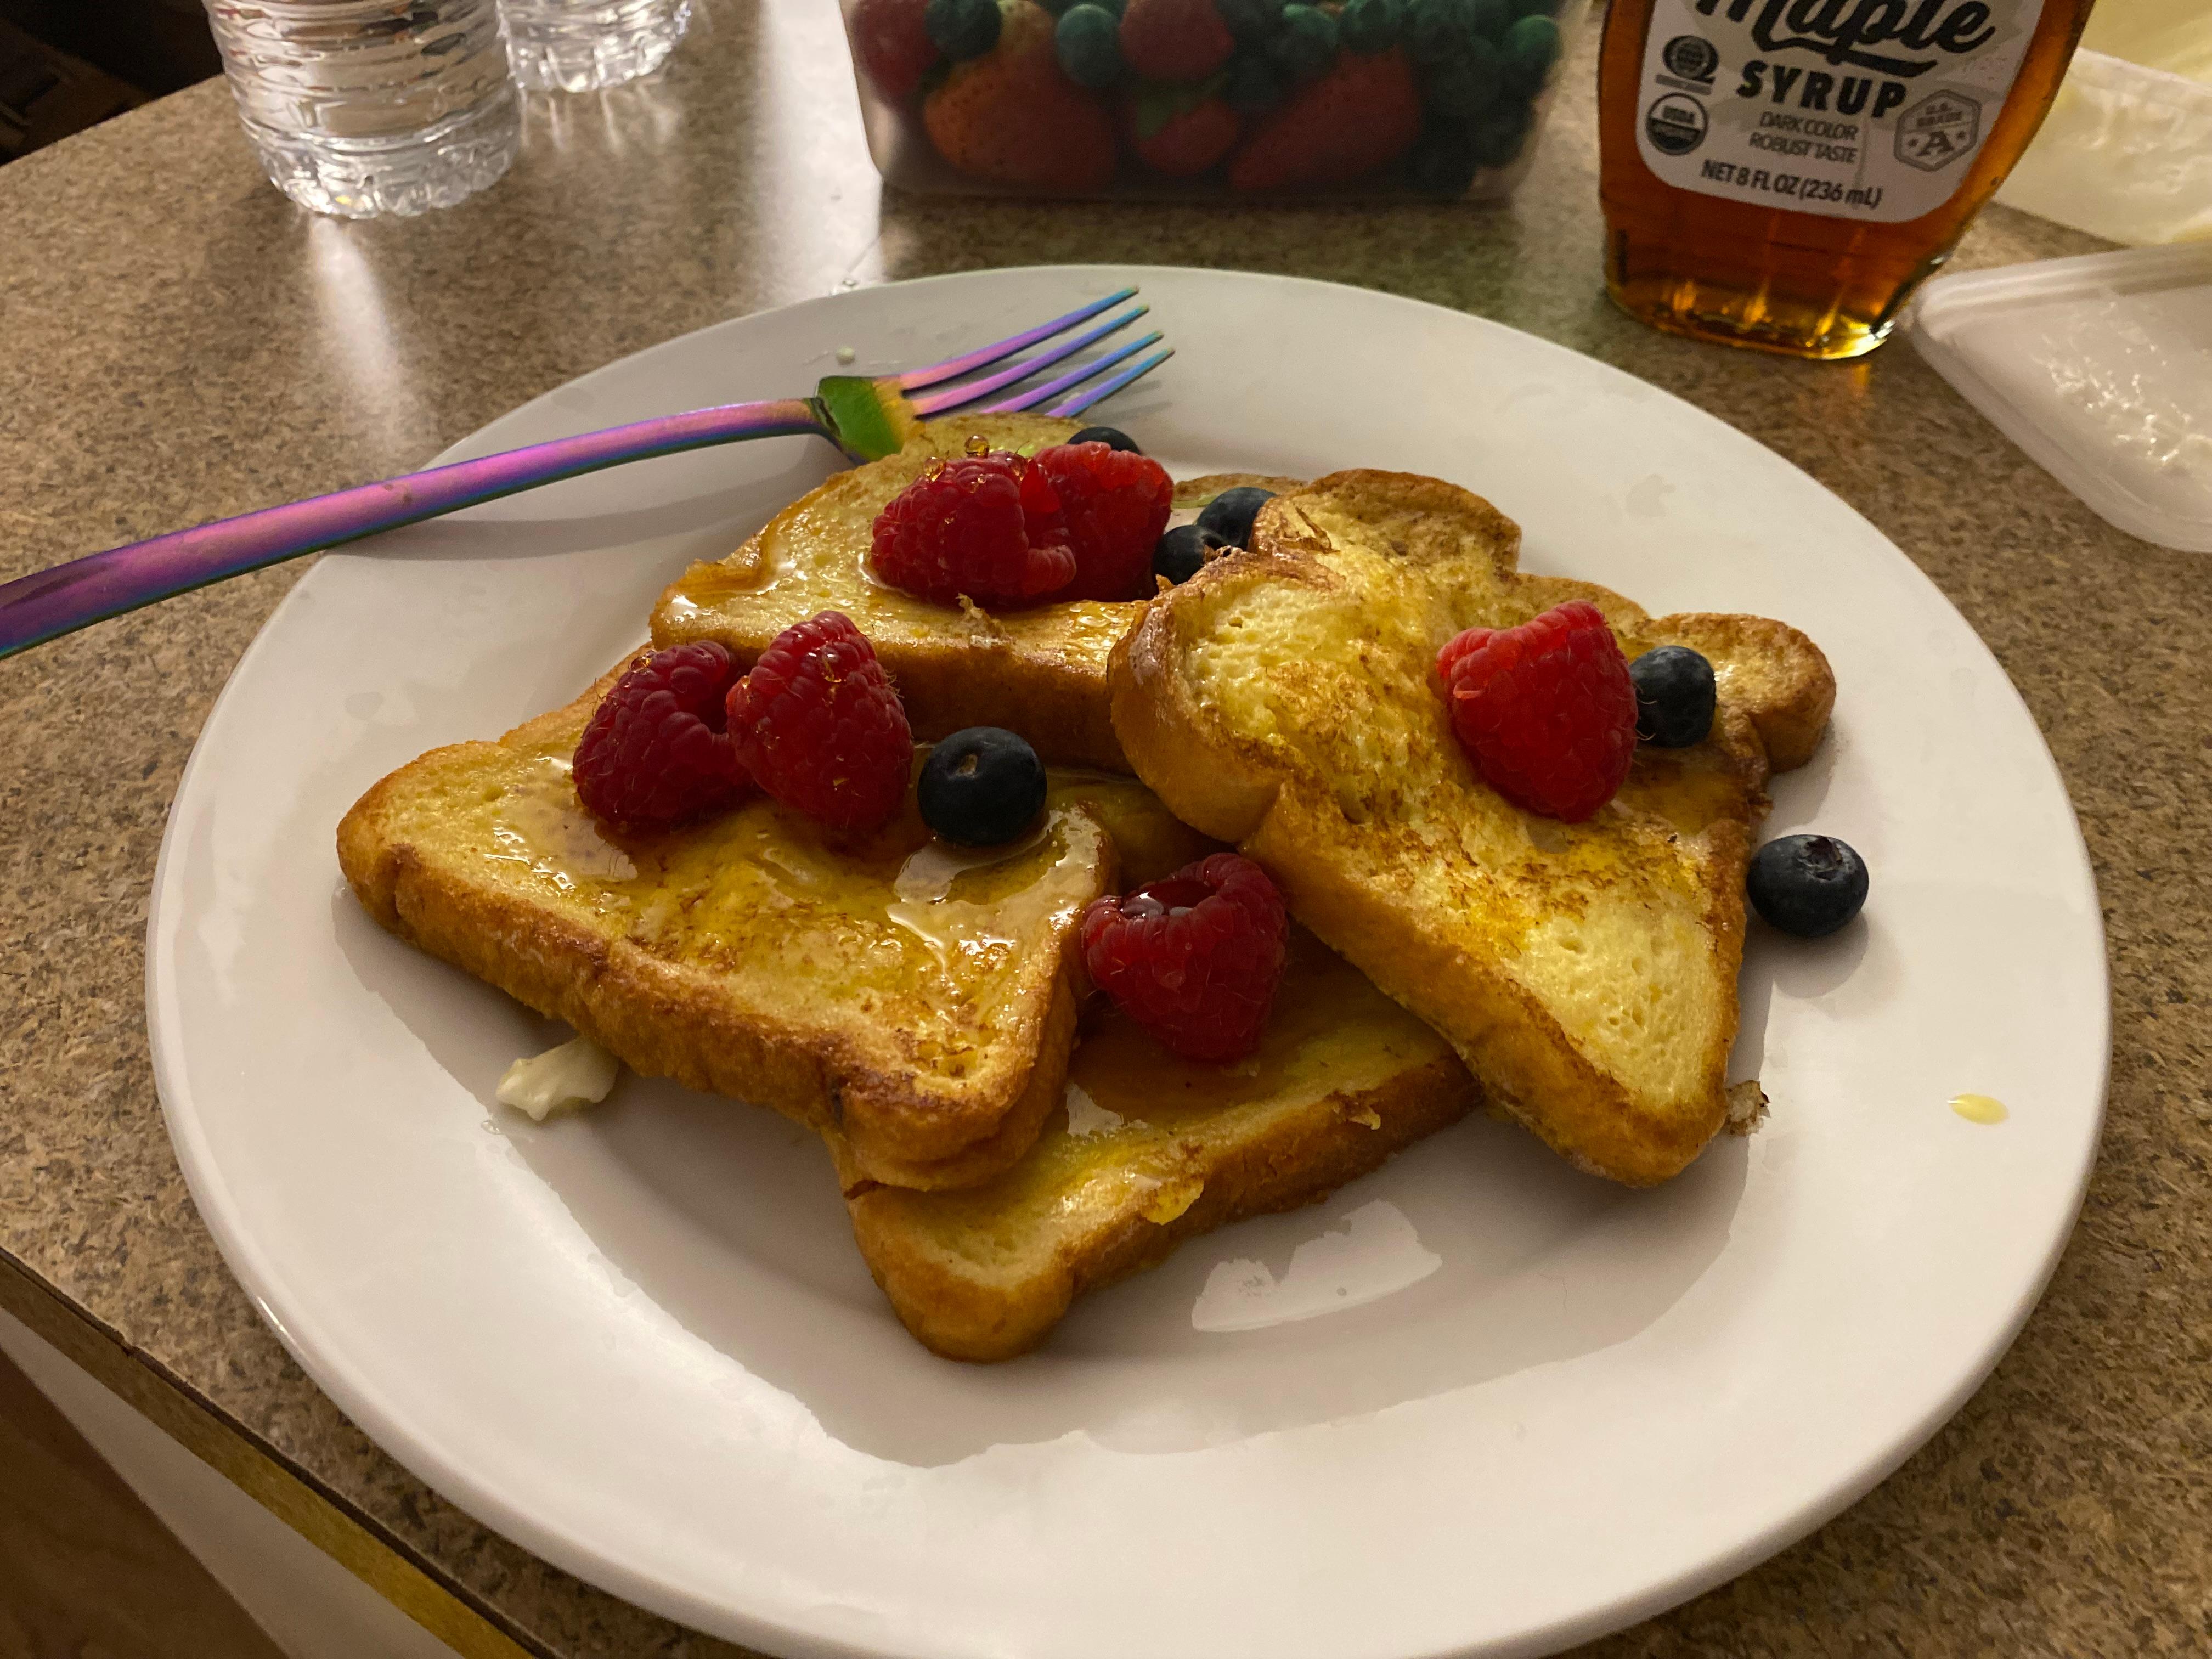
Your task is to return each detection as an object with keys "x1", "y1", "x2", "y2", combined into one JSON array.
[{"x1": 838, "y1": 0, "x2": 1589, "y2": 200}]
